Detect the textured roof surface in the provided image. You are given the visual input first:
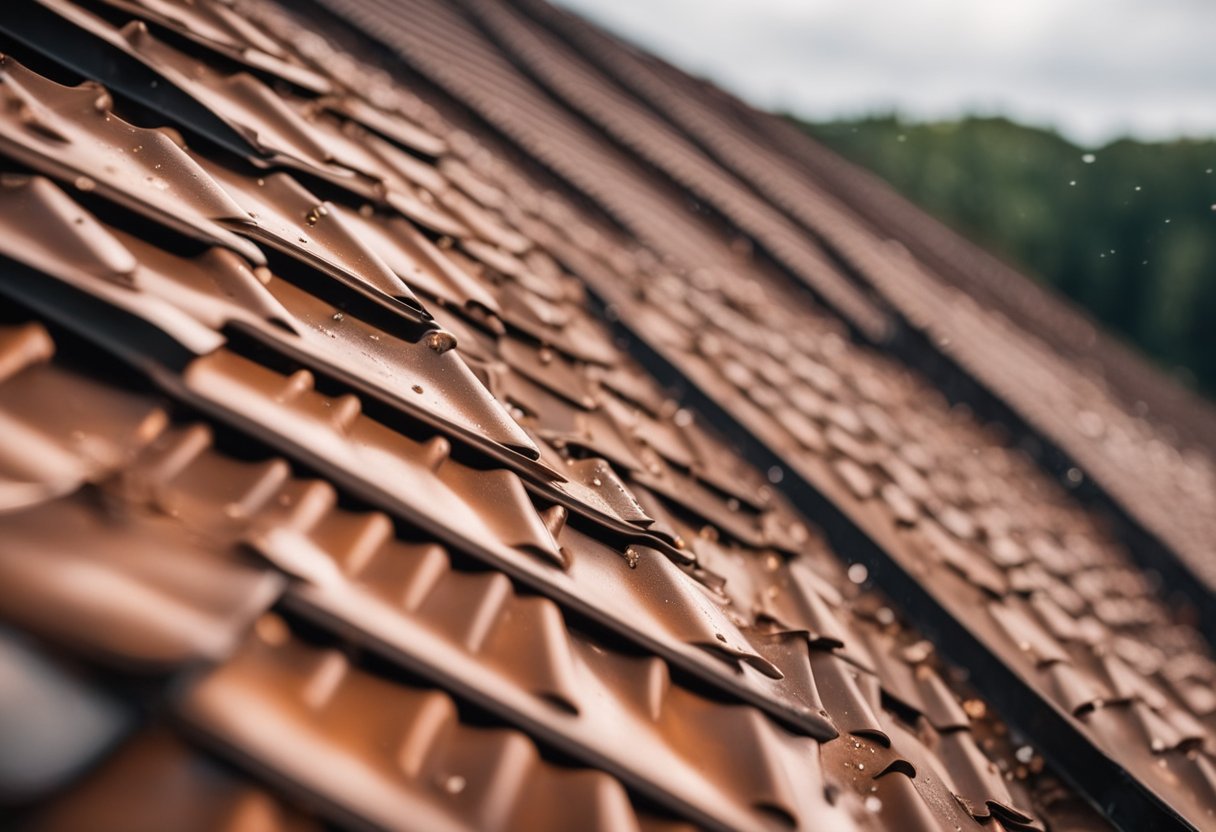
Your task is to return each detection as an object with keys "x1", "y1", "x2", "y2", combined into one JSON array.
[{"x1": 0, "y1": 1, "x2": 1212, "y2": 830}]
